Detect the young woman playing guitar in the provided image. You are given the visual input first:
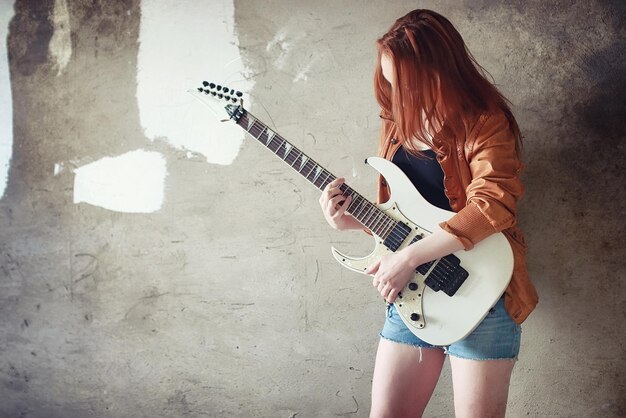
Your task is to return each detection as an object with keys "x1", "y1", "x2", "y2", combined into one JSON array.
[{"x1": 319, "y1": 9, "x2": 538, "y2": 417}]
